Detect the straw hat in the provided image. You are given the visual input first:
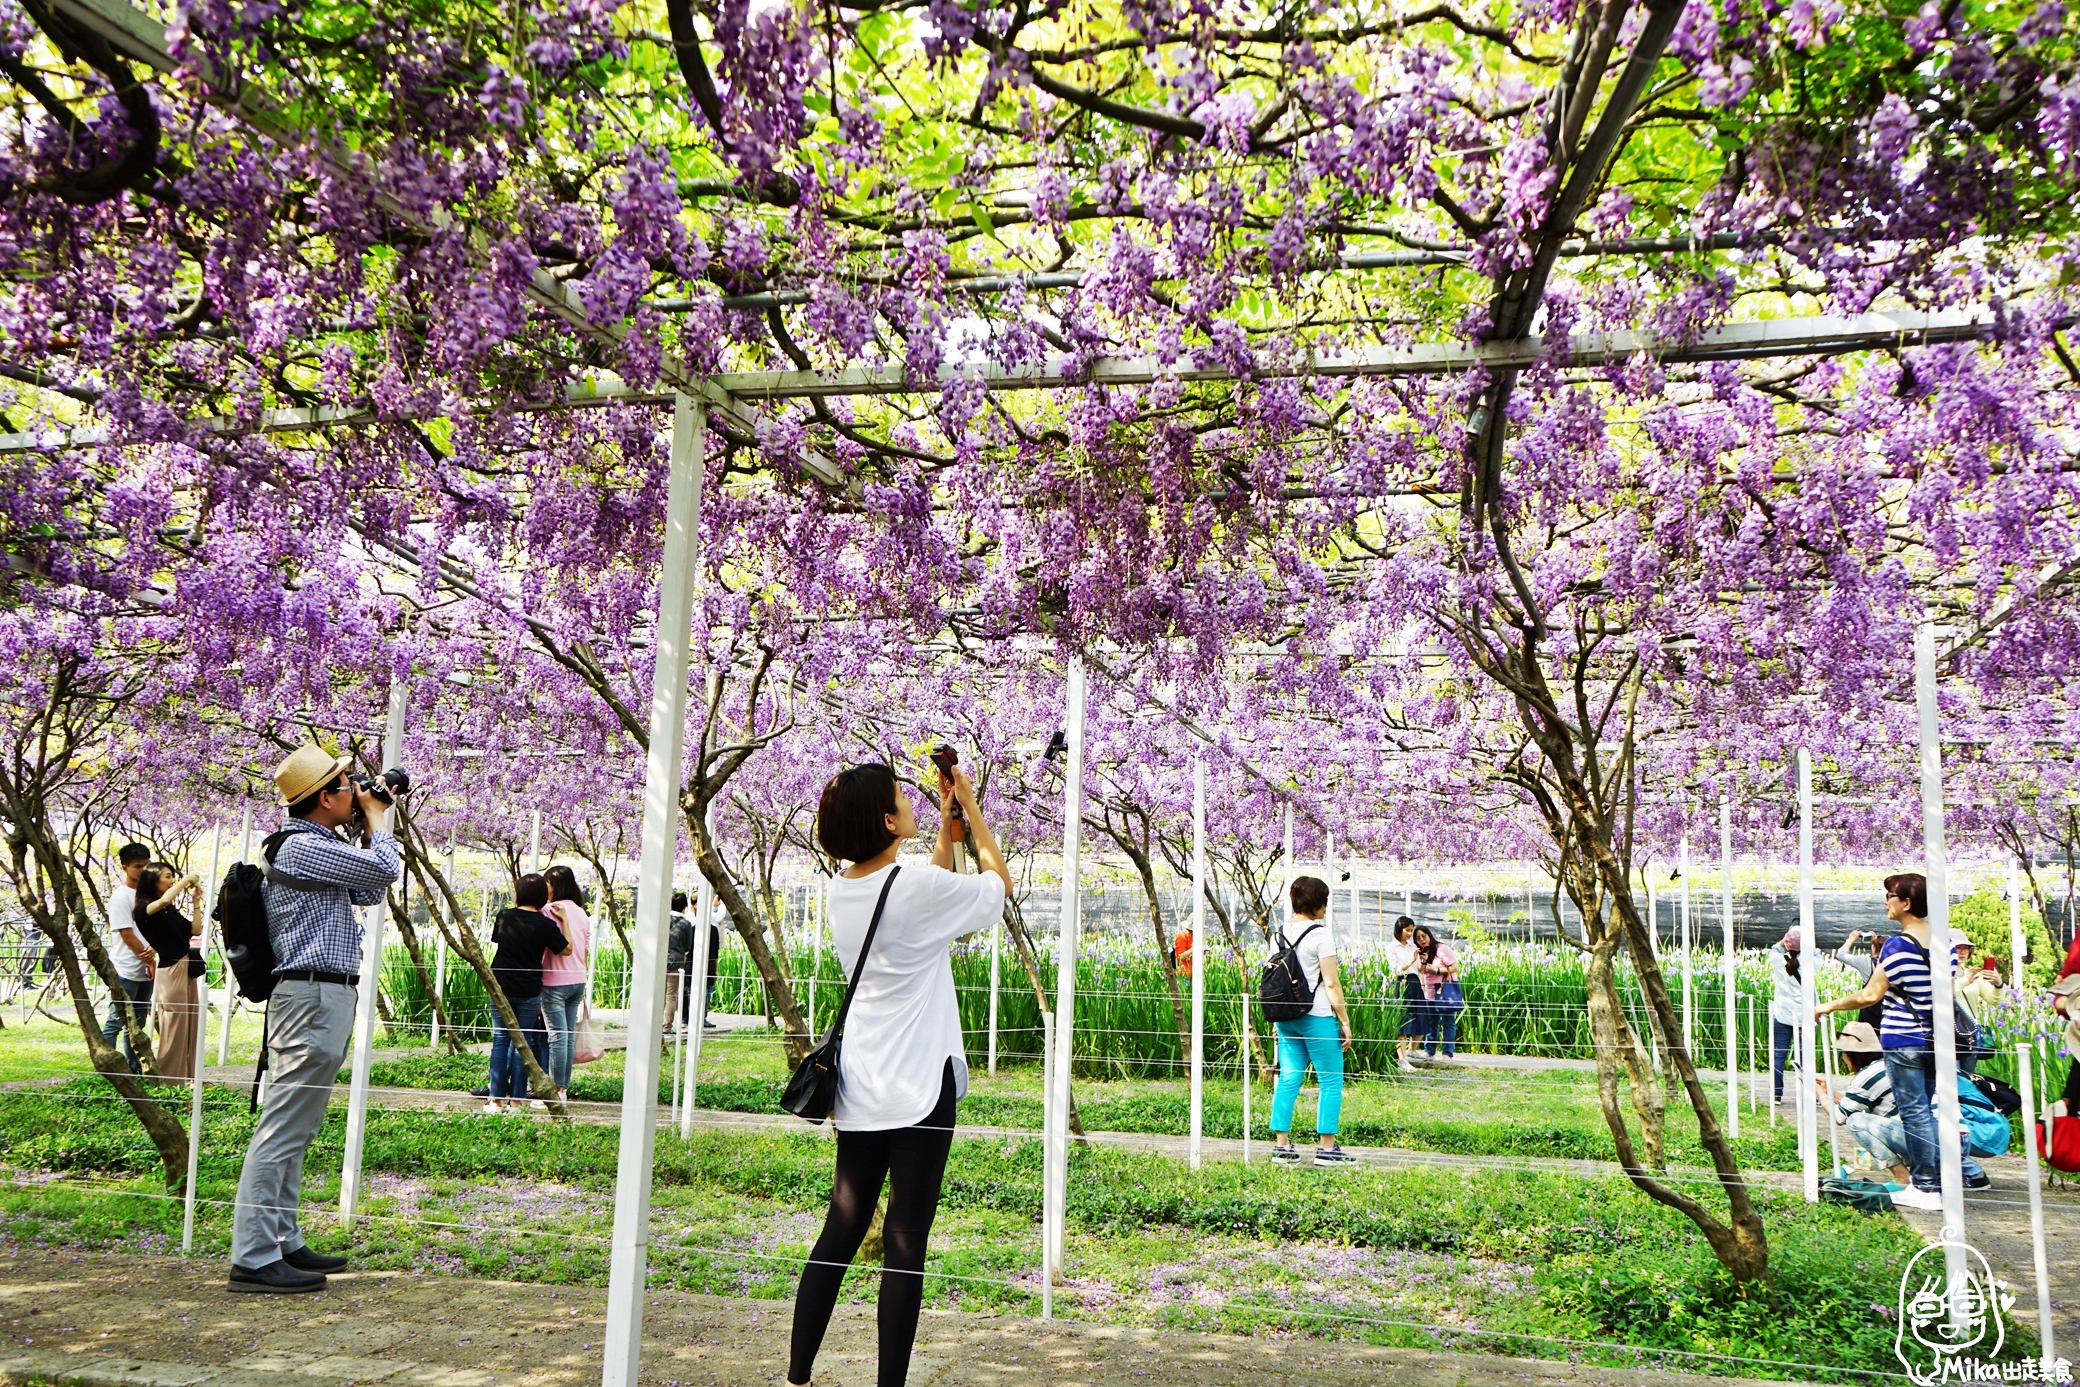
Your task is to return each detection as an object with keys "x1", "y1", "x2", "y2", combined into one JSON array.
[
  {"x1": 1835, "y1": 1021, "x2": 1882, "y2": 1054},
  {"x1": 274, "y1": 743, "x2": 351, "y2": 806}
]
